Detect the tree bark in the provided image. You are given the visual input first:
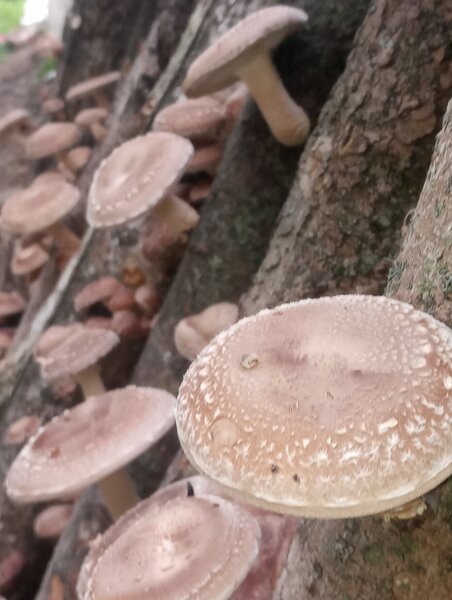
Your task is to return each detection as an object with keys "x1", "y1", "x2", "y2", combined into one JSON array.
[
  {"x1": 241, "y1": 0, "x2": 452, "y2": 315},
  {"x1": 56, "y1": 0, "x2": 154, "y2": 97},
  {"x1": 274, "y1": 96, "x2": 452, "y2": 600}
]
